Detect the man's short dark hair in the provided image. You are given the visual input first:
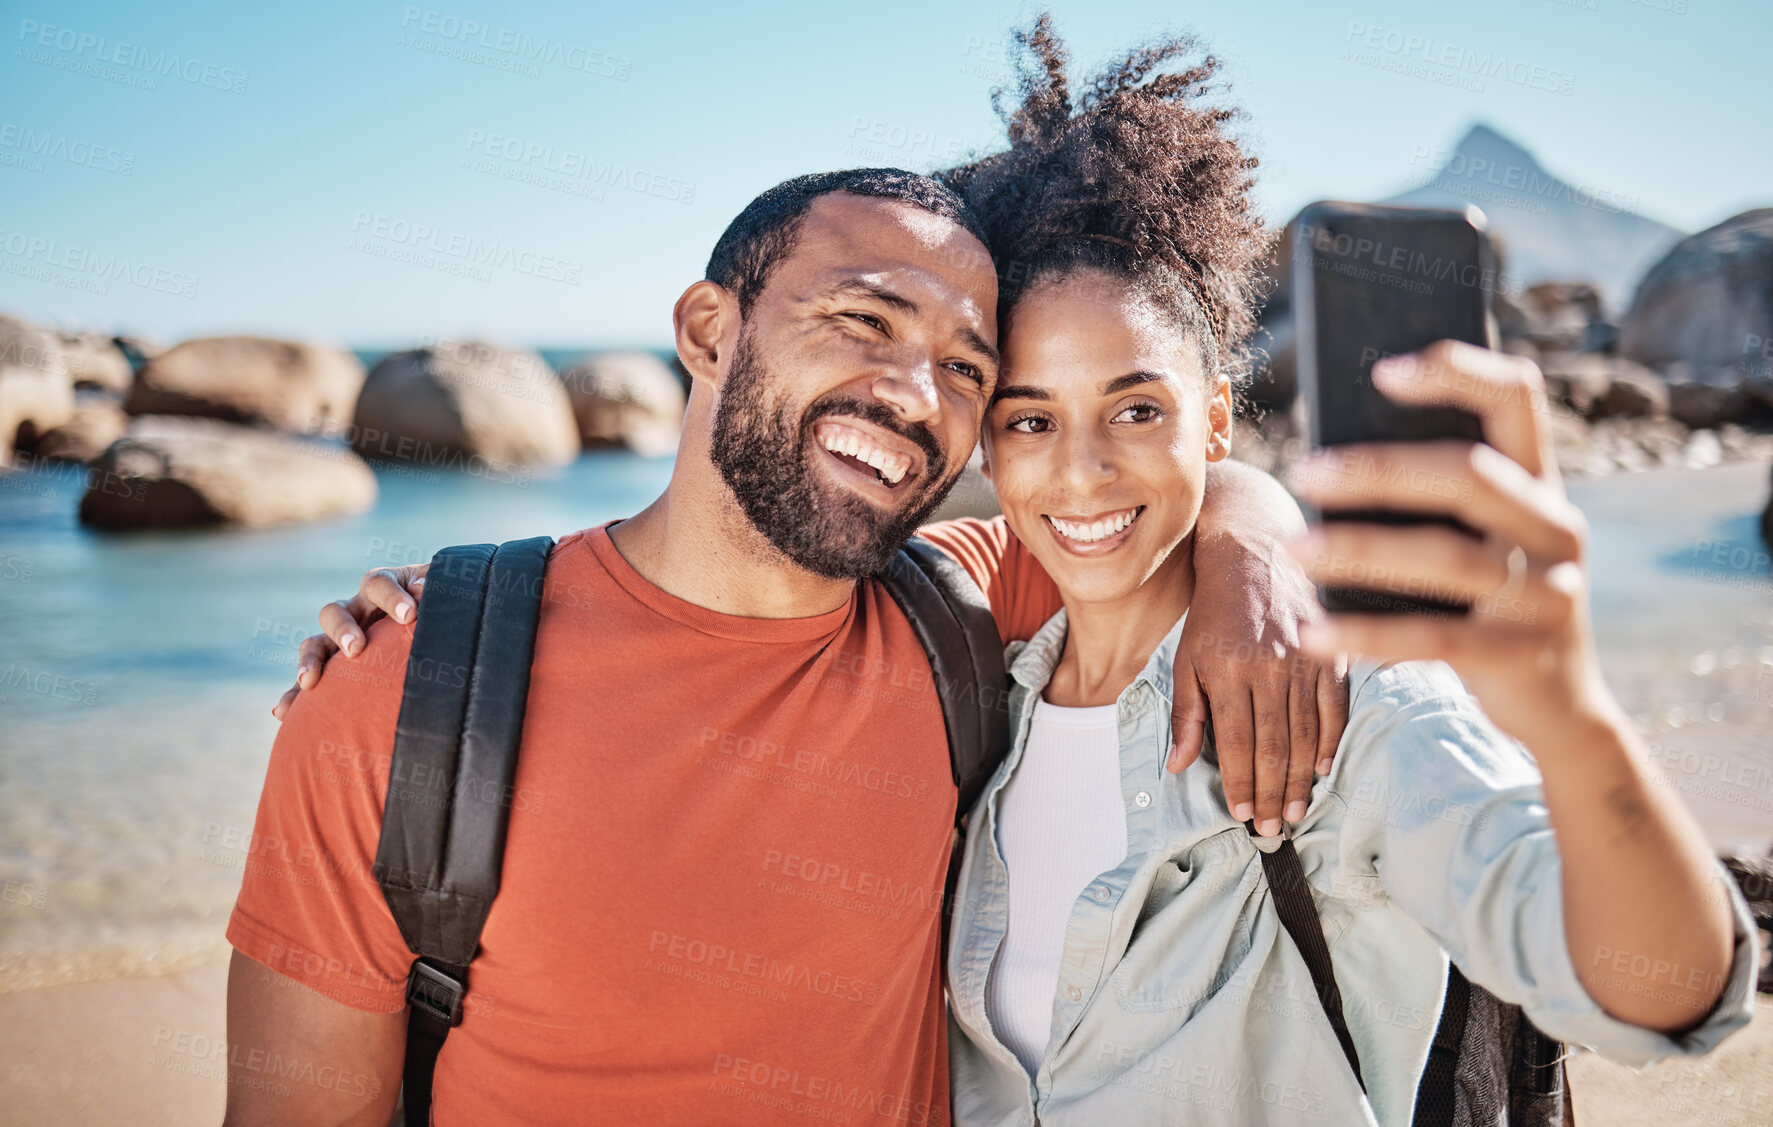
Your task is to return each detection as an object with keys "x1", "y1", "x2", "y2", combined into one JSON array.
[{"x1": 705, "y1": 168, "x2": 992, "y2": 317}]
